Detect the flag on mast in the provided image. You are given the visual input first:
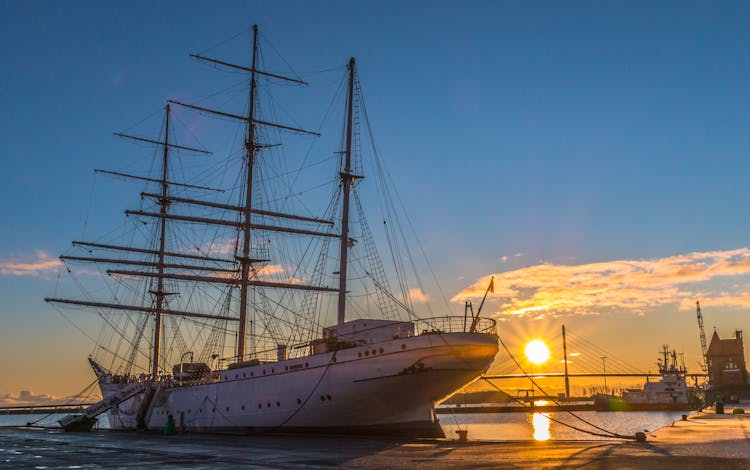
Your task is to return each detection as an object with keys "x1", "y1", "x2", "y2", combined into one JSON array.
[{"x1": 488, "y1": 277, "x2": 494, "y2": 294}]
